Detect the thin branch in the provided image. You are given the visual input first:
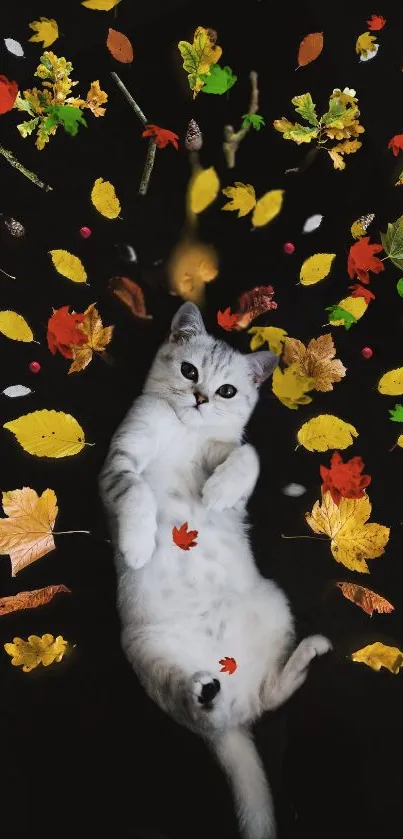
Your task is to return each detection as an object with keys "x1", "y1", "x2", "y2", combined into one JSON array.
[
  {"x1": 0, "y1": 267, "x2": 16, "y2": 279},
  {"x1": 223, "y1": 71, "x2": 259, "y2": 168},
  {"x1": 110, "y1": 72, "x2": 147, "y2": 125},
  {"x1": 54, "y1": 530, "x2": 91, "y2": 536},
  {"x1": 110, "y1": 72, "x2": 157, "y2": 195},
  {"x1": 0, "y1": 144, "x2": 52, "y2": 191}
]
